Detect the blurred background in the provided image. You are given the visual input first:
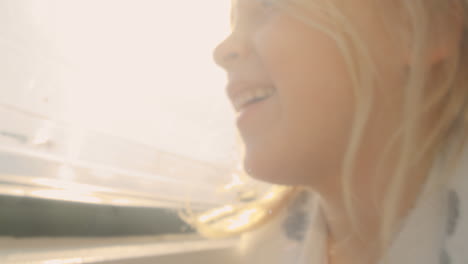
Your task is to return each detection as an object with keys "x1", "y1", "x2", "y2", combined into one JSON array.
[
  {"x1": 0, "y1": 2, "x2": 266, "y2": 260},
  {"x1": 2, "y1": 0, "x2": 237, "y2": 165}
]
